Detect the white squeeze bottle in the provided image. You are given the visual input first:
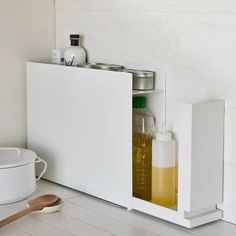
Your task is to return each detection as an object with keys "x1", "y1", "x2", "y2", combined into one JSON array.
[{"x1": 152, "y1": 128, "x2": 176, "y2": 208}]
